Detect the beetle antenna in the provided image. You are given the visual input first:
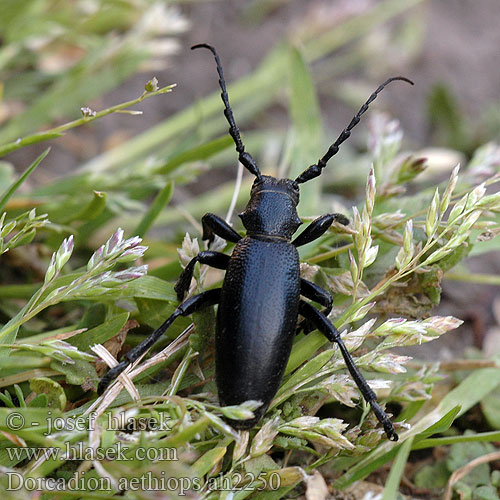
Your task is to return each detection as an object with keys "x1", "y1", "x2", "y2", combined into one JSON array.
[
  {"x1": 295, "y1": 76, "x2": 414, "y2": 184},
  {"x1": 191, "y1": 44, "x2": 262, "y2": 181}
]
